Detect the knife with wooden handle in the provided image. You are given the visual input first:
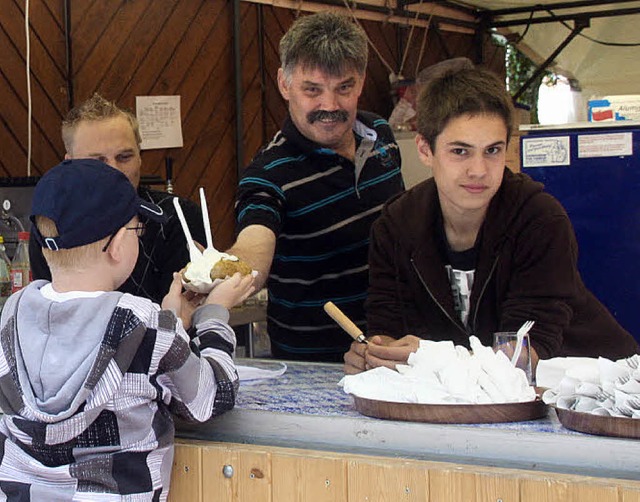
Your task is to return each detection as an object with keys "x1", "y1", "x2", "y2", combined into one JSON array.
[{"x1": 323, "y1": 301, "x2": 368, "y2": 344}]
